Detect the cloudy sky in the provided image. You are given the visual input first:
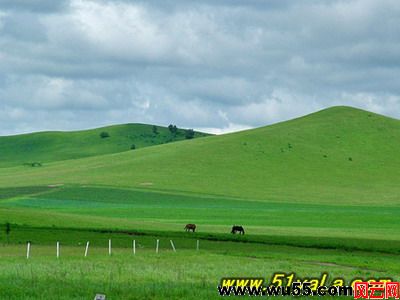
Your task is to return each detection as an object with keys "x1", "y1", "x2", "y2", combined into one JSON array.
[{"x1": 0, "y1": 0, "x2": 399, "y2": 135}]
